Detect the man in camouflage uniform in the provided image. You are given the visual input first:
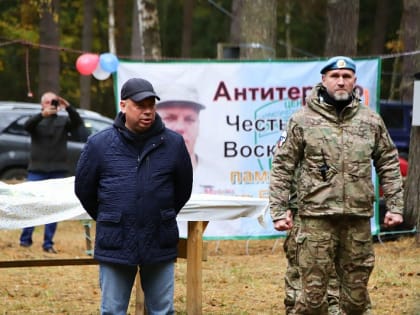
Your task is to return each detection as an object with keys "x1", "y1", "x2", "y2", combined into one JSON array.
[{"x1": 270, "y1": 56, "x2": 404, "y2": 314}]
